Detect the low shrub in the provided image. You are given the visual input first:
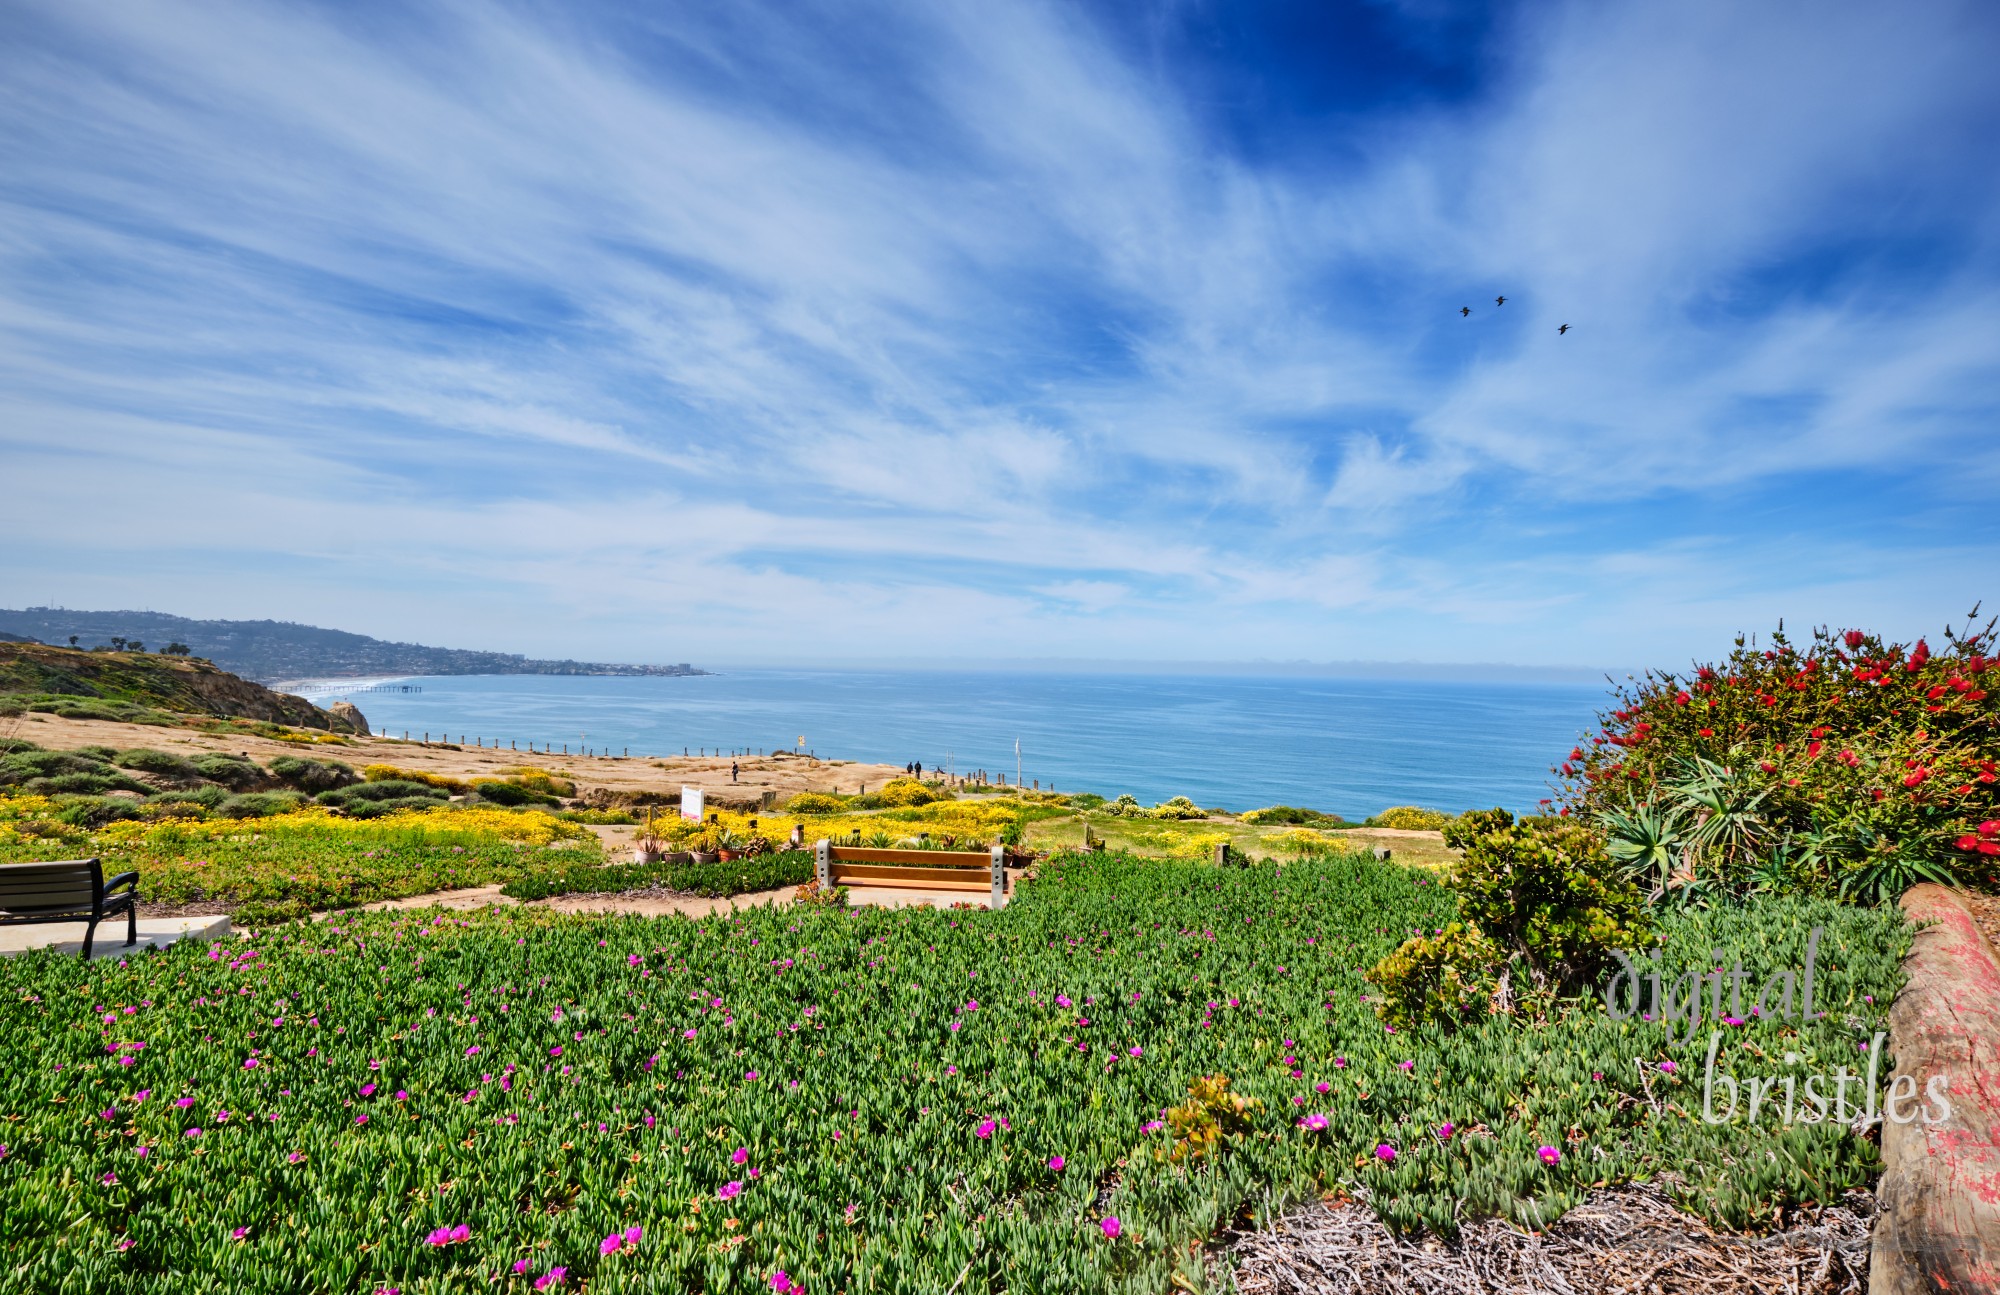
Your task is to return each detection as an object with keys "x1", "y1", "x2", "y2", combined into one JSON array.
[
  {"x1": 147, "y1": 785, "x2": 226, "y2": 810},
  {"x1": 783, "y1": 792, "x2": 848, "y2": 814},
  {"x1": 27, "y1": 770, "x2": 154, "y2": 796},
  {"x1": 875, "y1": 778, "x2": 944, "y2": 808},
  {"x1": 472, "y1": 780, "x2": 558, "y2": 807},
  {"x1": 1442, "y1": 808, "x2": 1651, "y2": 1006},
  {"x1": 48, "y1": 794, "x2": 147, "y2": 828},
  {"x1": 190, "y1": 753, "x2": 266, "y2": 791},
  {"x1": 318, "y1": 780, "x2": 449, "y2": 807},
  {"x1": 1365, "y1": 921, "x2": 1504, "y2": 1031},
  {"x1": 217, "y1": 791, "x2": 310, "y2": 820},
  {"x1": 115, "y1": 748, "x2": 204, "y2": 783},
  {"x1": 500, "y1": 848, "x2": 815, "y2": 901},
  {"x1": 362, "y1": 763, "x2": 471, "y2": 794},
  {"x1": 267, "y1": 755, "x2": 357, "y2": 793},
  {"x1": 1242, "y1": 805, "x2": 1346, "y2": 826},
  {"x1": 1148, "y1": 796, "x2": 1208, "y2": 820},
  {"x1": 1067, "y1": 792, "x2": 1106, "y2": 810},
  {"x1": 1369, "y1": 806, "x2": 1455, "y2": 831},
  {"x1": 552, "y1": 808, "x2": 638, "y2": 825}
]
